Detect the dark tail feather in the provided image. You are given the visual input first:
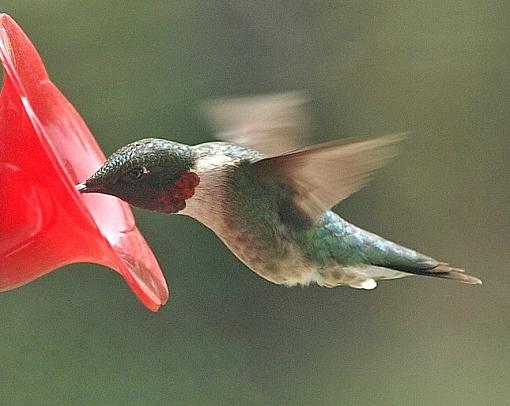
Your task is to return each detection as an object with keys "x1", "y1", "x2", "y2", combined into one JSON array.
[
  {"x1": 405, "y1": 263, "x2": 482, "y2": 285},
  {"x1": 425, "y1": 263, "x2": 482, "y2": 284}
]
